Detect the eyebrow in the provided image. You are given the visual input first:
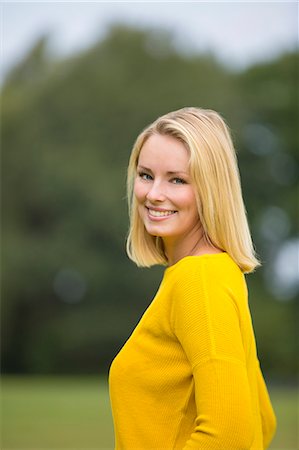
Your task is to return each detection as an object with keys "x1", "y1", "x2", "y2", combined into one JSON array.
[{"x1": 137, "y1": 165, "x2": 188, "y2": 176}]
